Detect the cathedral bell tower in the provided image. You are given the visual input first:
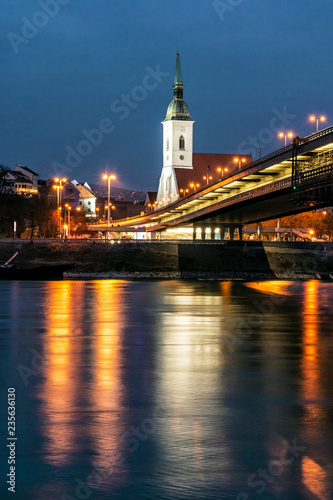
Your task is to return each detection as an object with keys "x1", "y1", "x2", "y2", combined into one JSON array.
[{"x1": 157, "y1": 52, "x2": 194, "y2": 205}]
